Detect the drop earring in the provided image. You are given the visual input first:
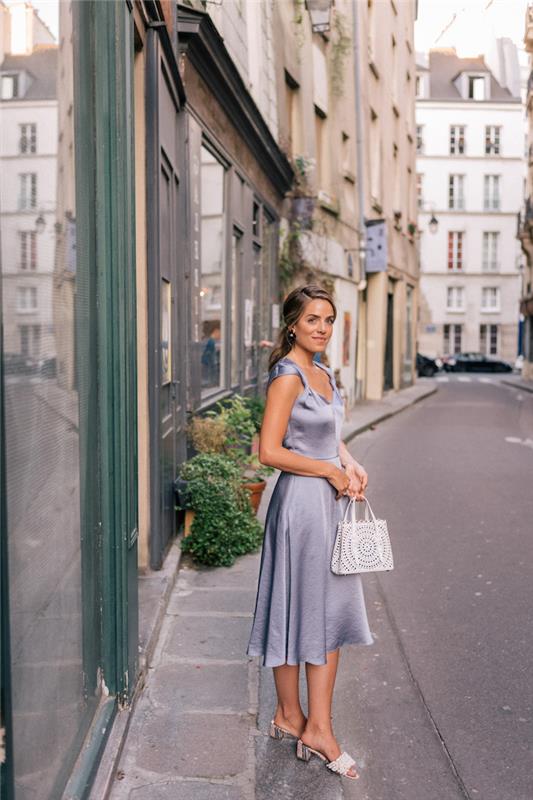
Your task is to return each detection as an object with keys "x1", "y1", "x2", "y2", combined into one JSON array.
[{"x1": 287, "y1": 329, "x2": 296, "y2": 343}]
